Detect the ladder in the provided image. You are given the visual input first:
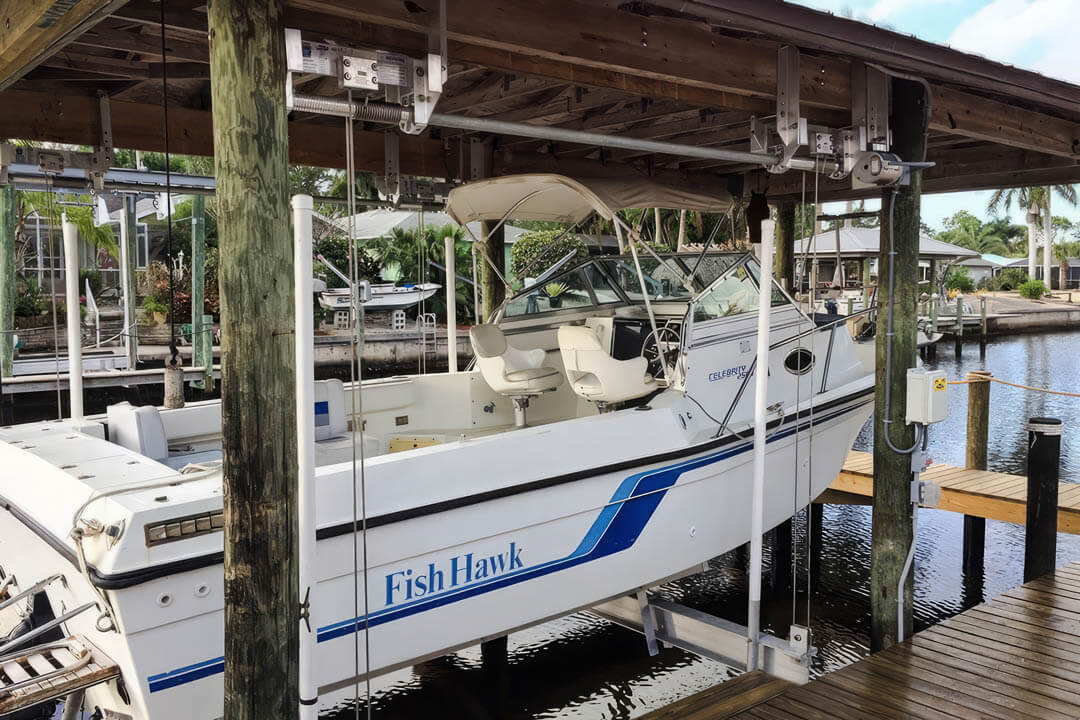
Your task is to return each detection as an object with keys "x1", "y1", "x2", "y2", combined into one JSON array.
[
  {"x1": 0, "y1": 636, "x2": 119, "y2": 714},
  {"x1": 417, "y1": 312, "x2": 437, "y2": 374}
]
